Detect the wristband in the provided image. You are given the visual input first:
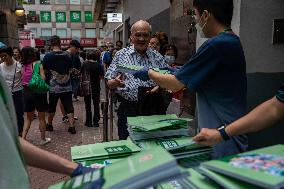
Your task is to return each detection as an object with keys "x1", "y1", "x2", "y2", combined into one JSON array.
[{"x1": 217, "y1": 125, "x2": 230, "y2": 141}]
